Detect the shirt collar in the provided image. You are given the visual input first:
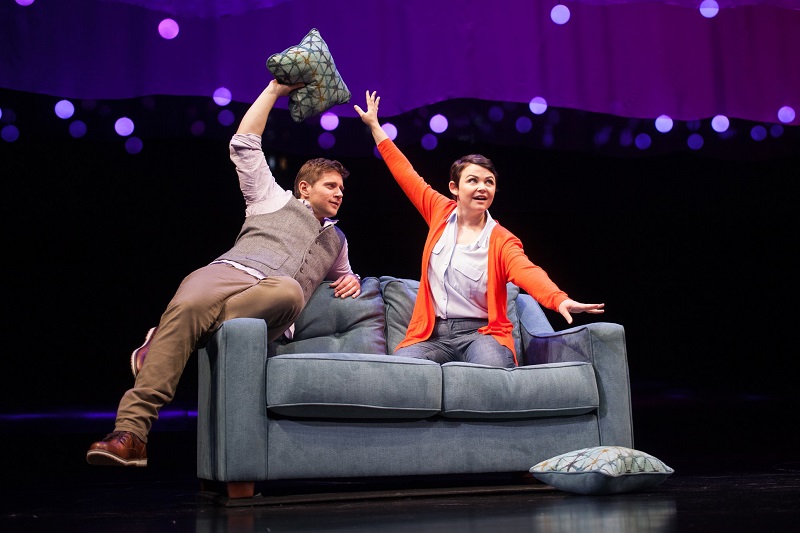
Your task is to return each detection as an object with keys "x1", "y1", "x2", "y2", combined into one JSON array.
[{"x1": 300, "y1": 198, "x2": 338, "y2": 227}]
